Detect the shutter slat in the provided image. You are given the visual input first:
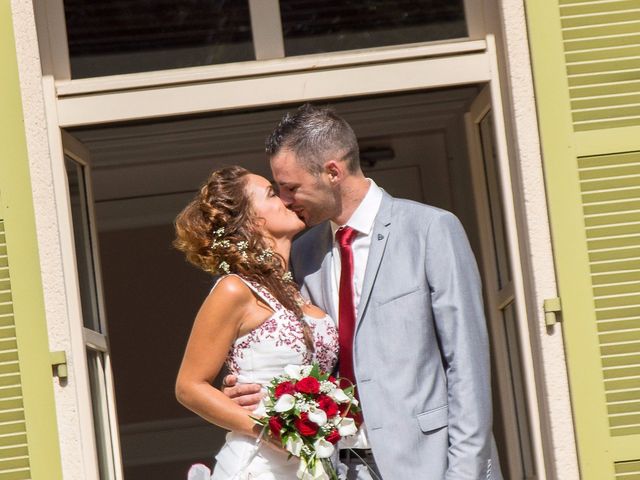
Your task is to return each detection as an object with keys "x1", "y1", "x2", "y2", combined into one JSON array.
[
  {"x1": 583, "y1": 187, "x2": 640, "y2": 203},
  {"x1": 585, "y1": 200, "x2": 640, "y2": 215},
  {"x1": 599, "y1": 319, "x2": 640, "y2": 332},
  {"x1": 596, "y1": 294, "x2": 640, "y2": 308},
  {"x1": 592, "y1": 271, "x2": 640, "y2": 285},
  {"x1": 615, "y1": 458, "x2": 640, "y2": 478},
  {"x1": 562, "y1": 10, "x2": 640, "y2": 29},
  {"x1": 572, "y1": 81, "x2": 640, "y2": 99},
  {"x1": 565, "y1": 33, "x2": 640, "y2": 53},
  {"x1": 603, "y1": 353, "x2": 640, "y2": 367},
  {"x1": 561, "y1": 0, "x2": 640, "y2": 16}
]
